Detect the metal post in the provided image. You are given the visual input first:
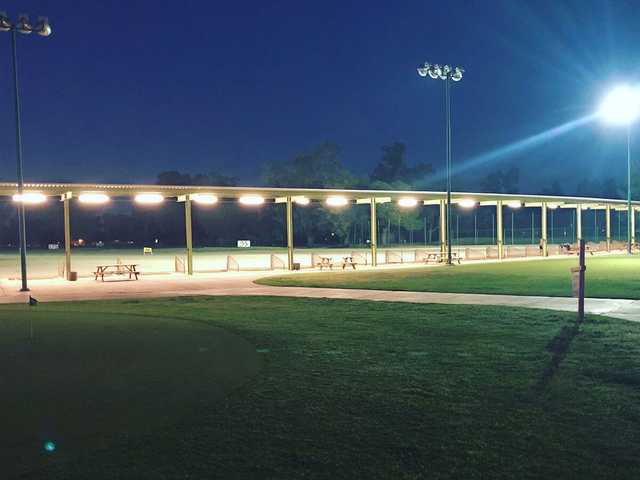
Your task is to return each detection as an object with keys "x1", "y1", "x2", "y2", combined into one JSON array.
[
  {"x1": 63, "y1": 194, "x2": 72, "y2": 279},
  {"x1": 576, "y1": 204, "x2": 582, "y2": 243},
  {"x1": 541, "y1": 202, "x2": 548, "y2": 257},
  {"x1": 531, "y1": 210, "x2": 535, "y2": 245},
  {"x1": 11, "y1": 30, "x2": 28, "y2": 291},
  {"x1": 577, "y1": 239, "x2": 586, "y2": 323},
  {"x1": 439, "y1": 199, "x2": 446, "y2": 256},
  {"x1": 606, "y1": 205, "x2": 611, "y2": 251},
  {"x1": 370, "y1": 199, "x2": 377, "y2": 266},
  {"x1": 627, "y1": 127, "x2": 633, "y2": 254},
  {"x1": 184, "y1": 196, "x2": 193, "y2": 275},
  {"x1": 496, "y1": 201, "x2": 504, "y2": 259},
  {"x1": 286, "y1": 196, "x2": 294, "y2": 270},
  {"x1": 445, "y1": 77, "x2": 452, "y2": 265},
  {"x1": 632, "y1": 208, "x2": 636, "y2": 250}
]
